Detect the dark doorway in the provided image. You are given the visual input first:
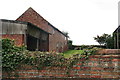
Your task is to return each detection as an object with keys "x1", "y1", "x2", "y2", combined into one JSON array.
[
  {"x1": 27, "y1": 34, "x2": 37, "y2": 51},
  {"x1": 26, "y1": 34, "x2": 49, "y2": 51}
]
